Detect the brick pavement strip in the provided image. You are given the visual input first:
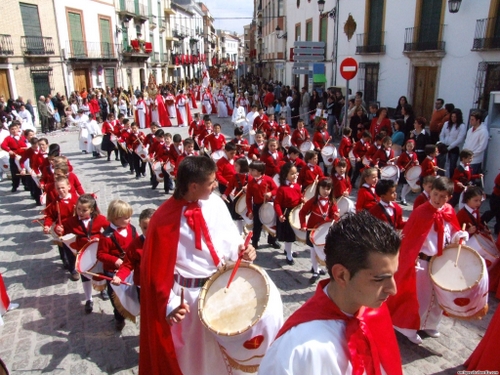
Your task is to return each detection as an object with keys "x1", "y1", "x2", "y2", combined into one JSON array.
[{"x1": 0, "y1": 113, "x2": 497, "y2": 374}]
